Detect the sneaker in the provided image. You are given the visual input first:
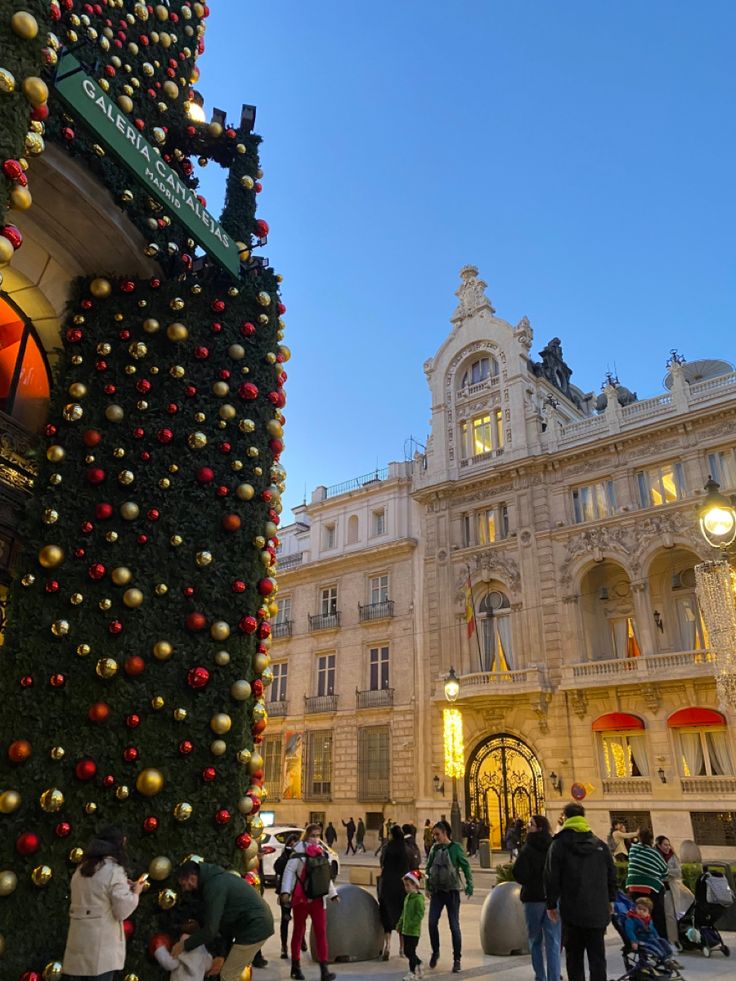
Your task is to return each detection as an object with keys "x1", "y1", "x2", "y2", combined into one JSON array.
[
  {"x1": 429, "y1": 953, "x2": 439, "y2": 969},
  {"x1": 452, "y1": 960, "x2": 461, "y2": 974},
  {"x1": 403, "y1": 974, "x2": 416, "y2": 981}
]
